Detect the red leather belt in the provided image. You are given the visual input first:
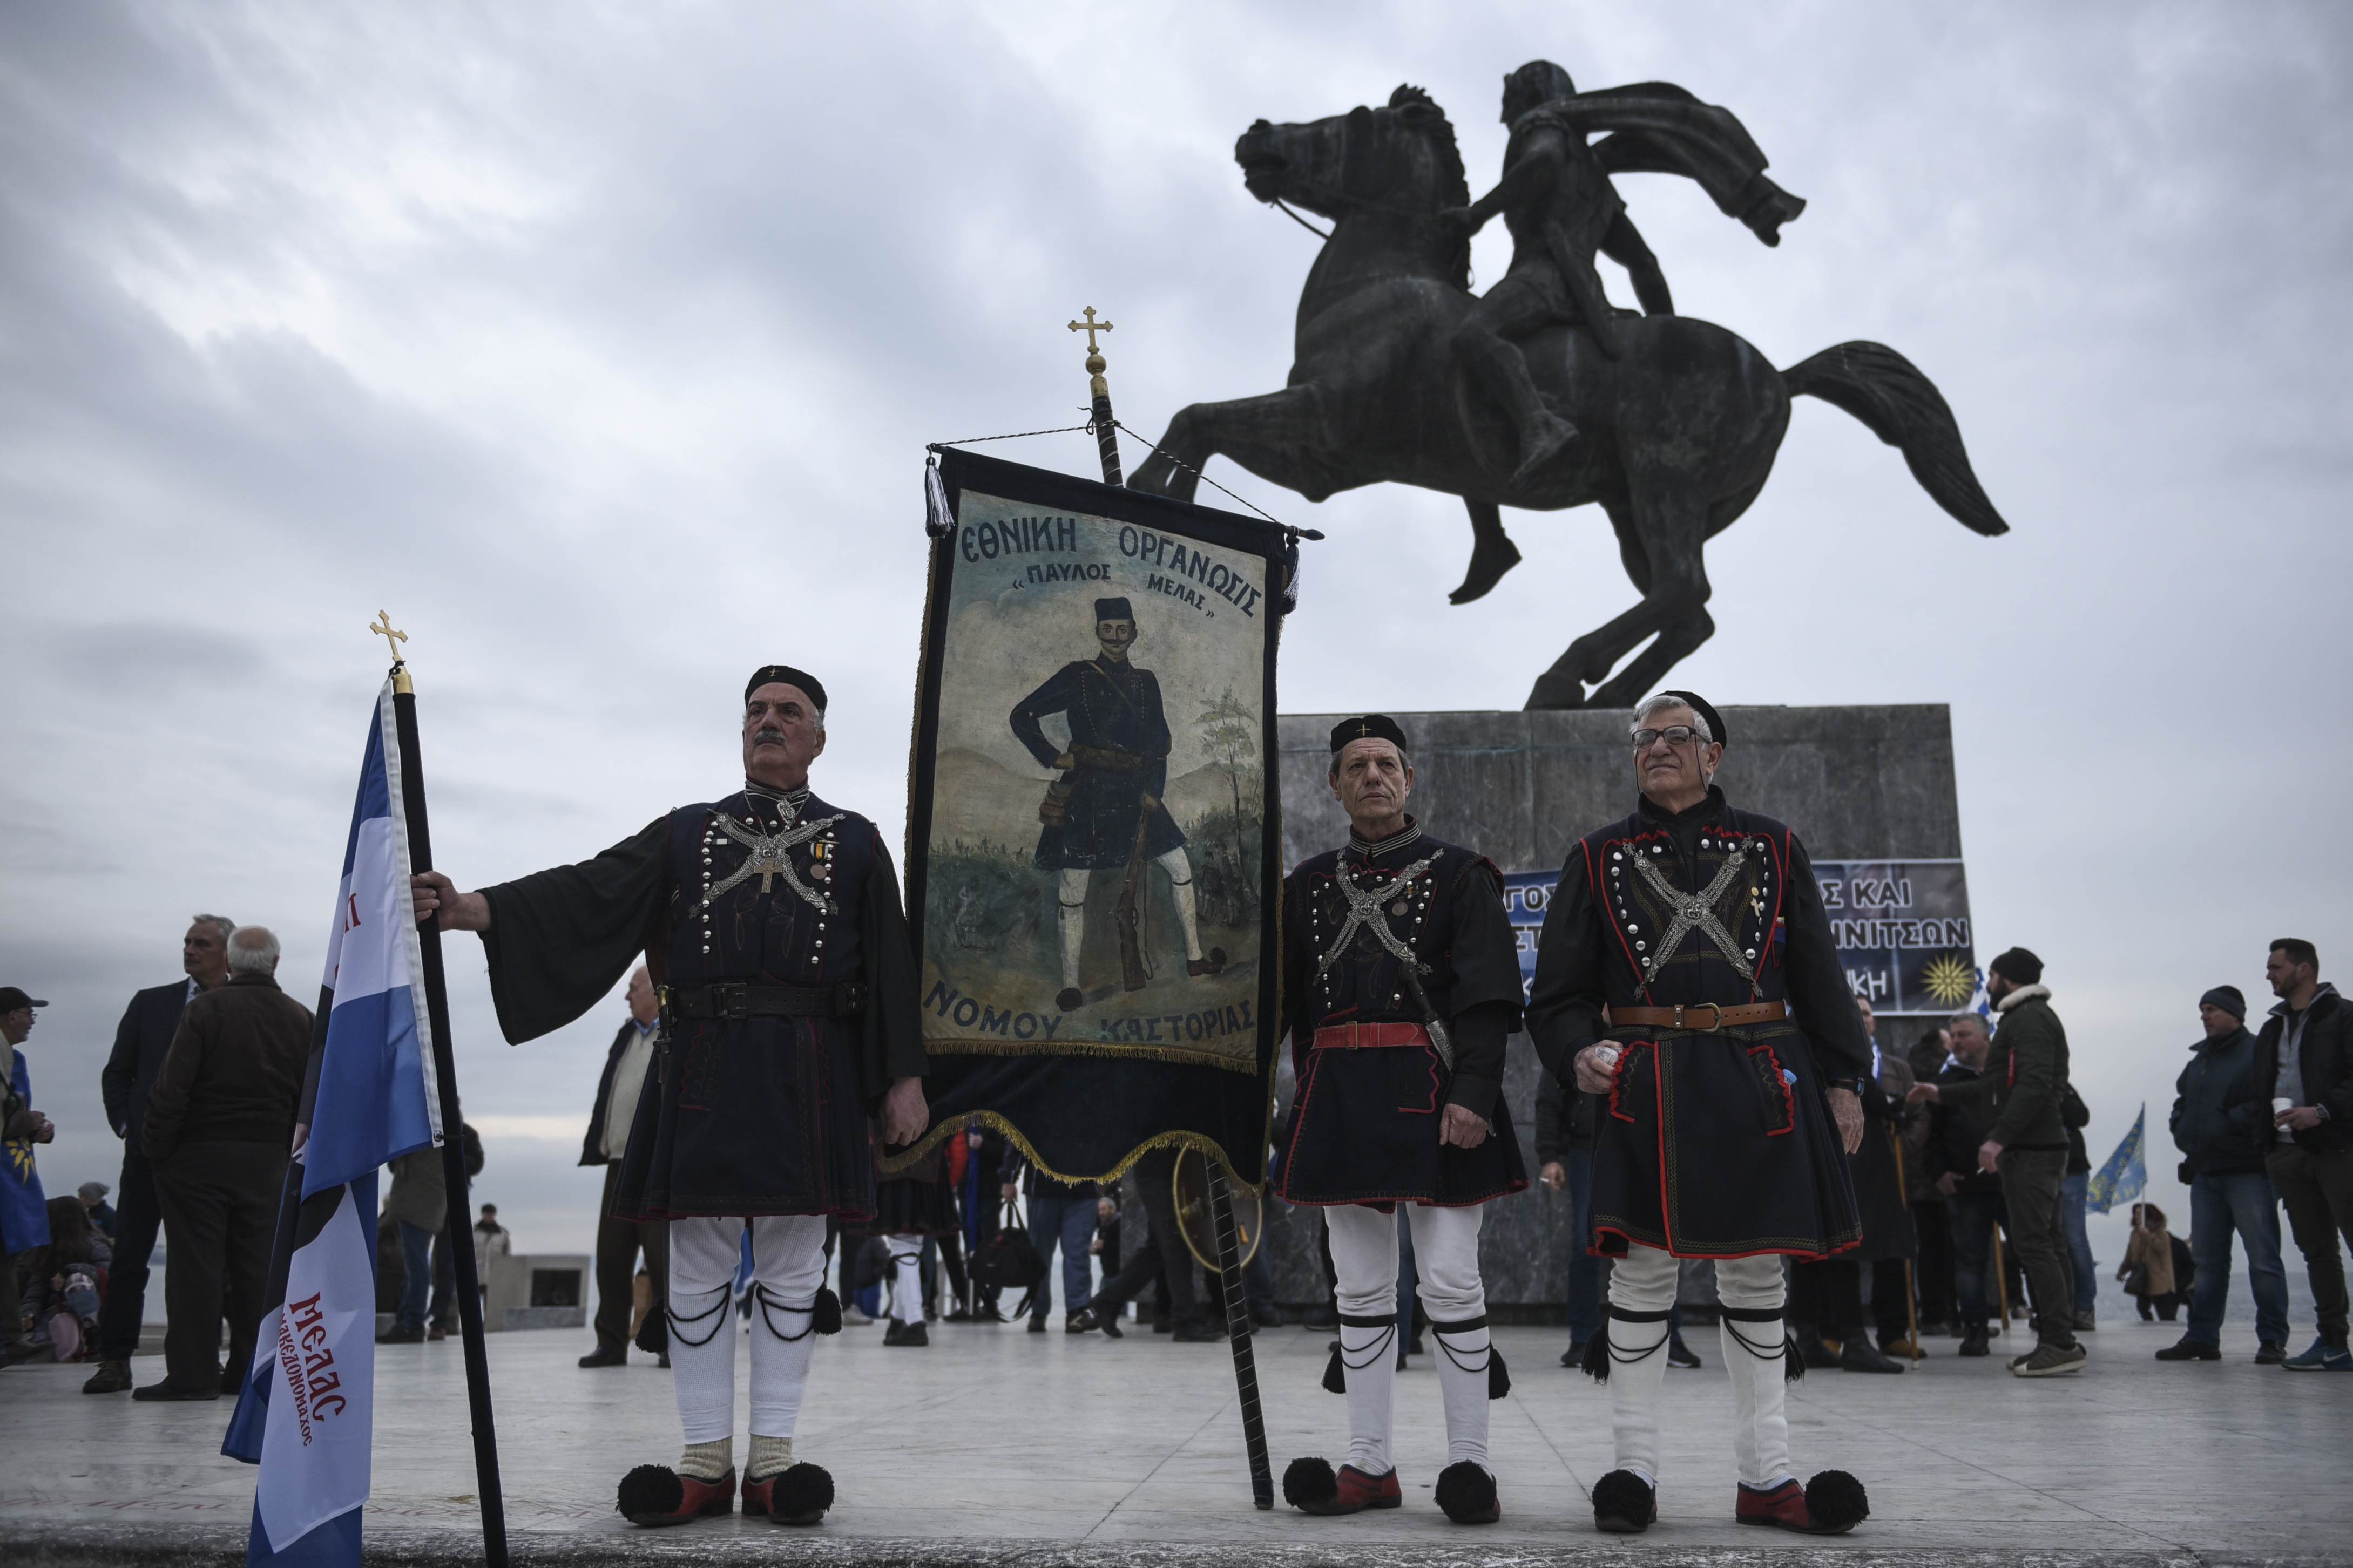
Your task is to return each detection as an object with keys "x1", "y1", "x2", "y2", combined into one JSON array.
[
  {"x1": 1610, "y1": 1000, "x2": 1787, "y2": 1032},
  {"x1": 1311, "y1": 1022, "x2": 1432, "y2": 1050}
]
